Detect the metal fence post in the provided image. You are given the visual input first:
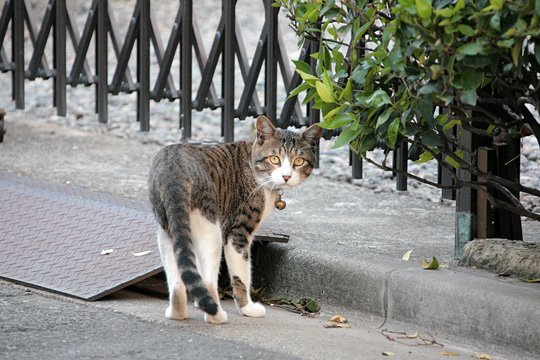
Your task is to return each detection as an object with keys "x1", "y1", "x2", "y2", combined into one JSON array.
[
  {"x1": 180, "y1": 0, "x2": 193, "y2": 139},
  {"x1": 137, "y1": 0, "x2": 150, "y2": 131},
  {"x1": 223, "y1": 0, "x2": 235, "y2": 142},
  {"x1": 395, "y1": 140, "x2": 408, "y2": 191},
  {"x1": 13, "y1": 0, "x2": 24, "y2": 109},
  {"x1": 96, "y1": 0, "x2": 108, "y2": 123},
  {"x1": 265, "y1": 0, "x2": 278, "y2": 125},
  {"x1": 455, "y1": 128, "x2": 476, "y2": 259},
  {"x1": 54, "y1": 0, "x2": 67, "y2": 116},
  {"x1": 476, "y1": 147, "x2": 496, "y2": 239}
]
